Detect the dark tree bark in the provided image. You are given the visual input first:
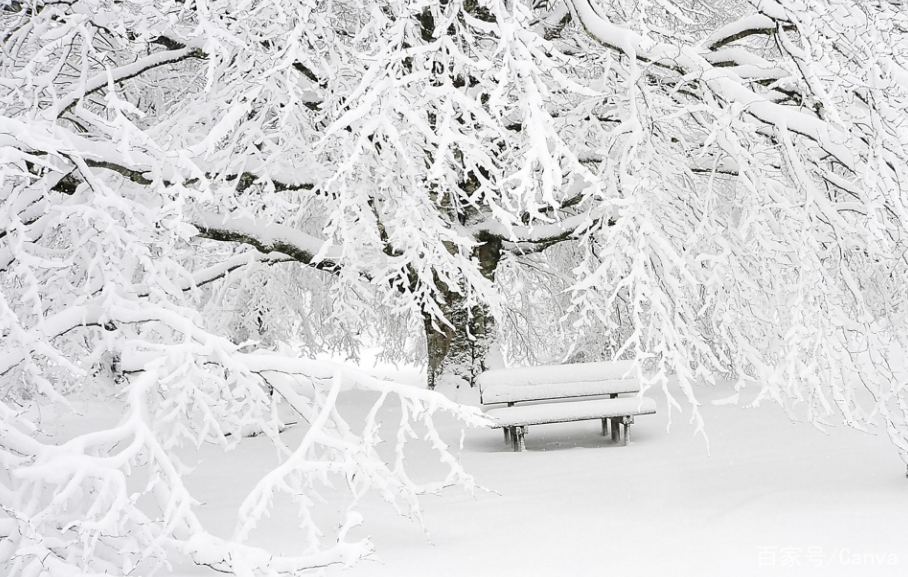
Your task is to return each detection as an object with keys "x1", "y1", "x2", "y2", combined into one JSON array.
[{"x1": 424, "y1": 235, "x2": 502, "y2": 389}]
